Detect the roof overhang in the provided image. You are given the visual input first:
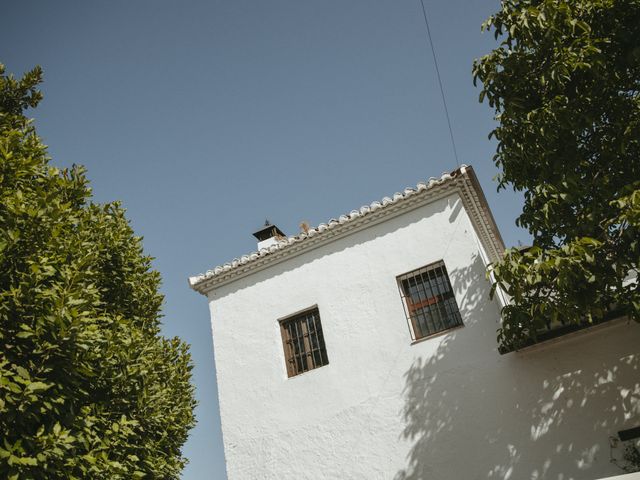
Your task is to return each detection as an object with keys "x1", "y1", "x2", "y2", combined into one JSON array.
[{"x1": 189, "y1": 165, "x2": 505, "y2": 295}]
